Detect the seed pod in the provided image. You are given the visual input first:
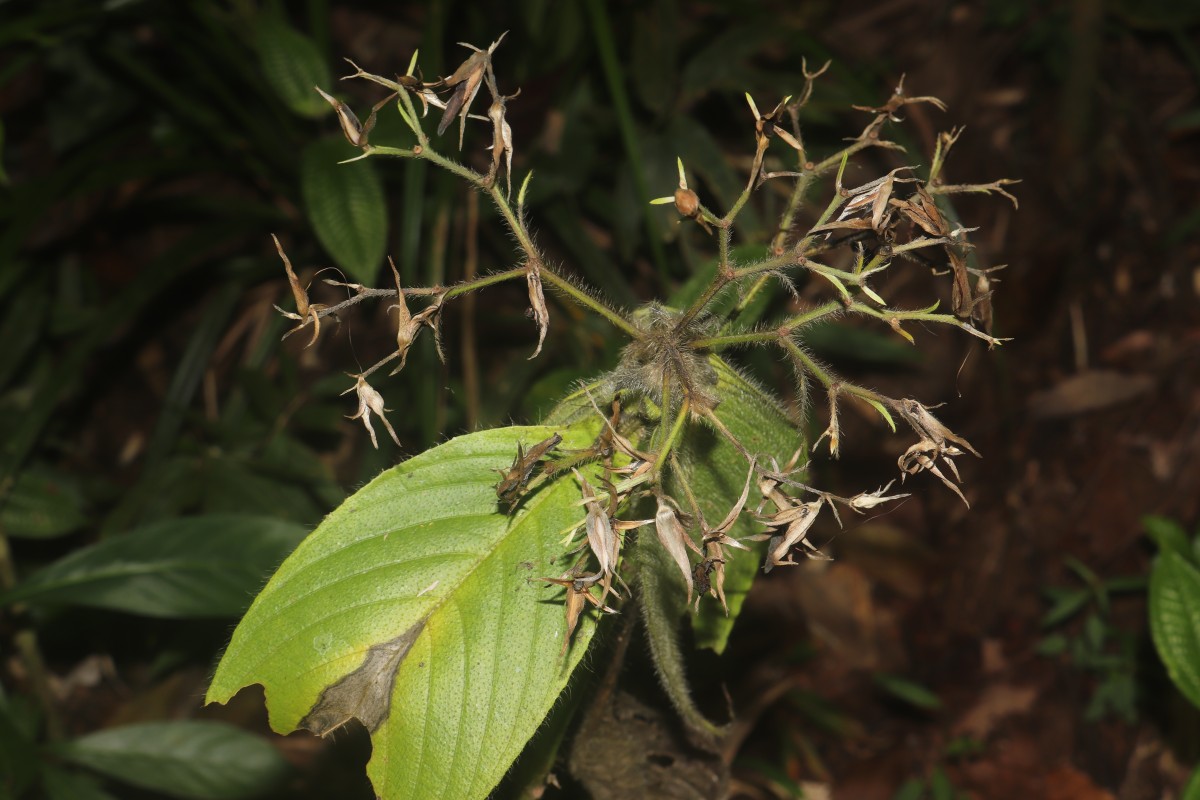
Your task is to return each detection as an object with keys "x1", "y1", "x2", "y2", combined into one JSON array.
[{"x1": 674, "y1": 187, "x2": 700, "y2": 218}]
